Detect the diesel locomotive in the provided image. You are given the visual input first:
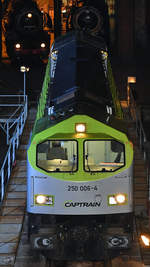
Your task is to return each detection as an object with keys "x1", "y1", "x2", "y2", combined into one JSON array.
[
  {"x1": 65, "y1": 0, "x2": 110, "y2": 45},
  {"x1": 27, "y1": 29, "x2": 134, "y2": 263},
  {"x1": 3, "y1": 0, "x2": 52, "y2": 64}
]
